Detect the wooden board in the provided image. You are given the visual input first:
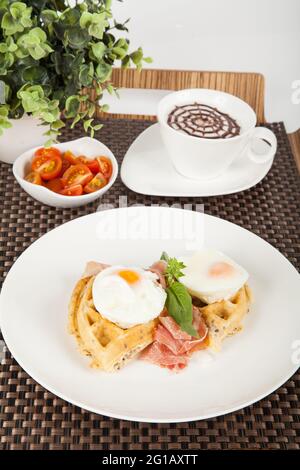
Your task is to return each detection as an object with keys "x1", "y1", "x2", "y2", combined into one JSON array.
[
  {"x1": 87, "y1": 68, "x2": 266, "y2": 123},
  {"x1": 288, "y1": 129, "x2": 300, "y2": 173}
]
